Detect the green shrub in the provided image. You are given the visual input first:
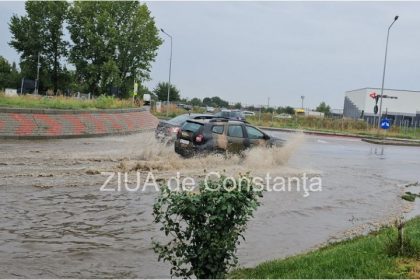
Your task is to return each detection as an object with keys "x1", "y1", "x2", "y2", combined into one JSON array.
[
  {"x1": 386, "y1": 220, "x2": 419, "y2": 258},
  {"x1": 153, "y1": 173, "x2": 263, "y2": 279}
]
